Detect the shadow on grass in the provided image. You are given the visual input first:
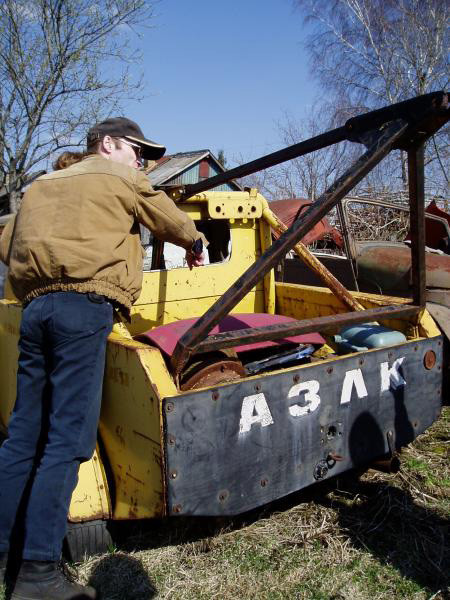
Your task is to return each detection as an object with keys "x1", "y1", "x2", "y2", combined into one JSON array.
[
  {"x1": 319, "y1": 477, "x2": 450, "y2": 595},
  {"x1": 87, "y1": 554, "x2": 157, "y2": 600},
  {"x1": 108, "y1": 470, "x2": 449, "y2": 597},
  {"x1": 1, "y1": 554, "x2": 157, "y2": 600}
]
